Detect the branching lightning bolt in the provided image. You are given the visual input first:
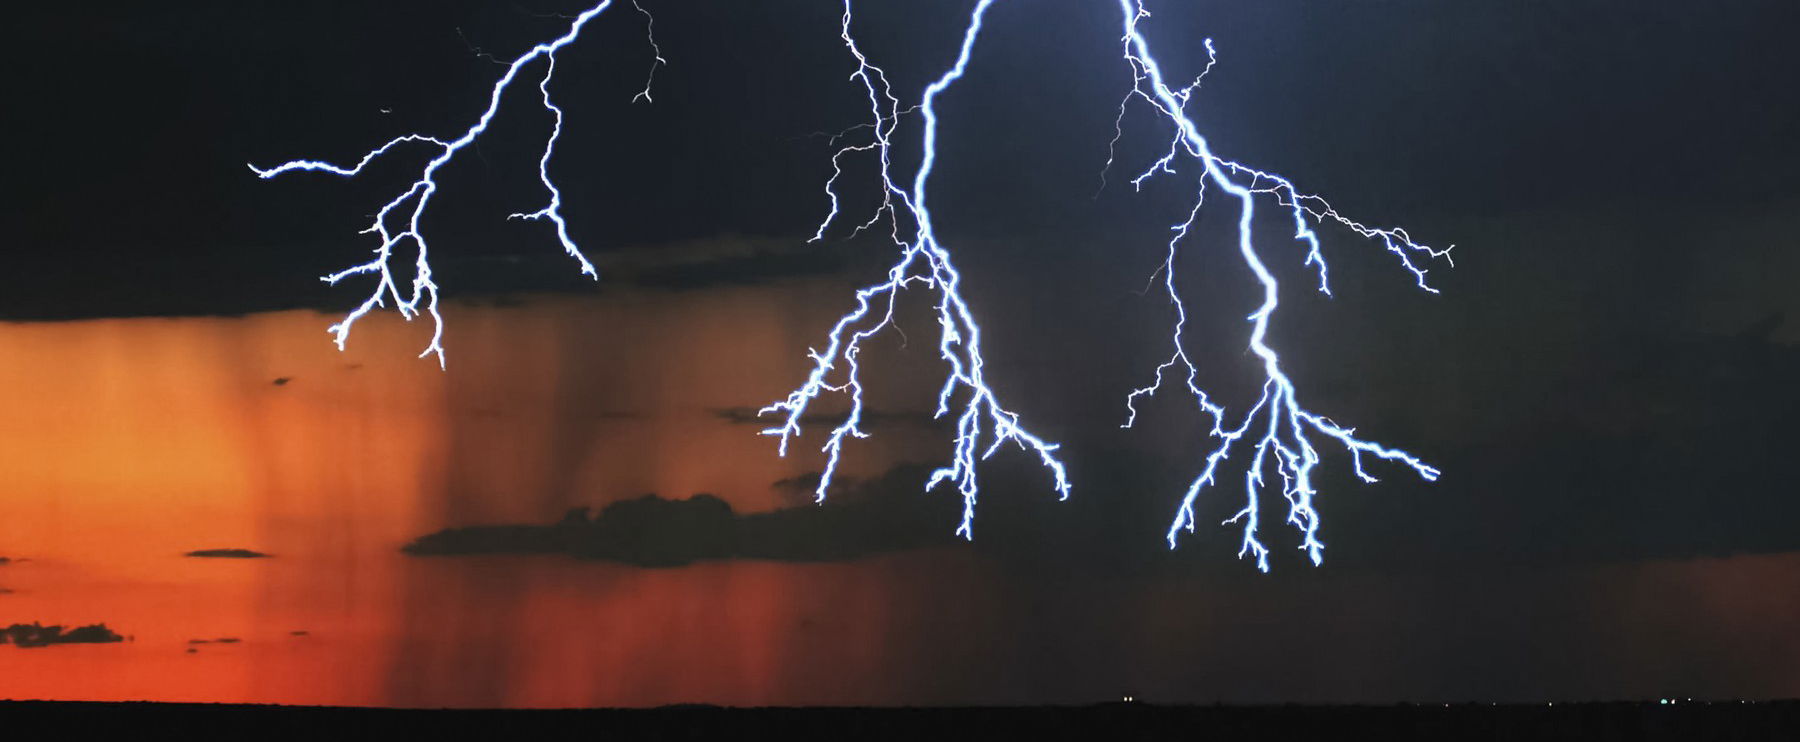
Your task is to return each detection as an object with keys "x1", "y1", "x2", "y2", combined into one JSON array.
[
  {"x1": 249, "y1": 1, "x2": 661, "y2": 367},
  {"x1": 759, "y1": 0, "x2": 1070, "y2": 539},
  {"x1": 249, "y1": 0, "x2": 1454, "y2": 563},
  {"x1": 1110, "y1": 0, "x2": 1452, "y2": 571}
]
